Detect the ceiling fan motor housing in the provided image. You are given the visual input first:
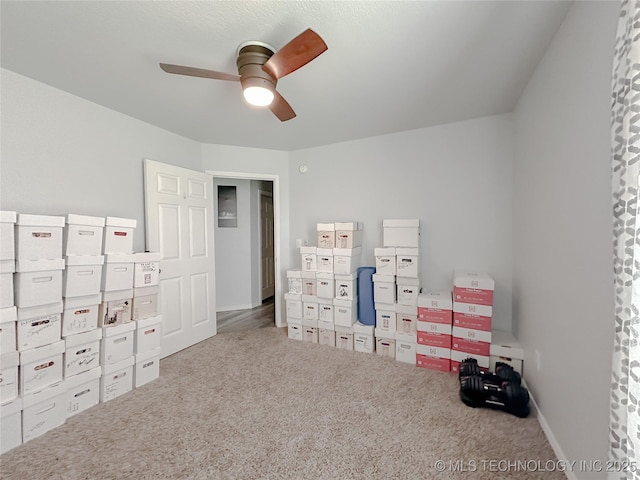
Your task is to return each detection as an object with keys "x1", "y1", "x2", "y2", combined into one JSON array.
[{"x1": 236, "y1": 43, "x2": 277, "y2": 92}]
